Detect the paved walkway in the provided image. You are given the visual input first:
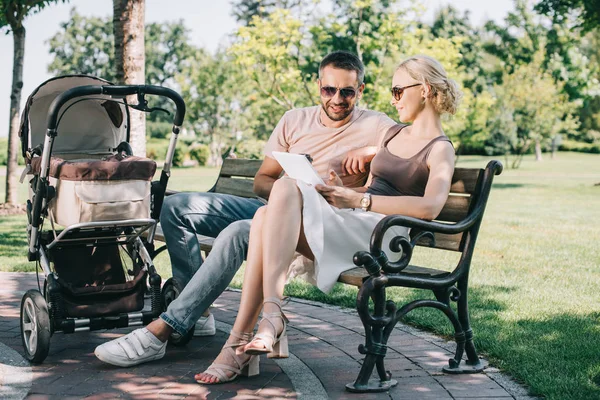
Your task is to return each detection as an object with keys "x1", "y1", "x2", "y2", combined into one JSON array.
[{"x1": 0, "y1": 272, "x2": 532, "y2": 399}]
